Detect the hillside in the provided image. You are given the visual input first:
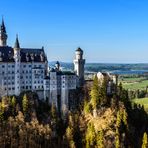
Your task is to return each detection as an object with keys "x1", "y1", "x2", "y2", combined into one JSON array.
[
  {"x1": 49, "y1": 62, "x2": 148, "y2": 74},
  {"x1": 0, "y1": 82, "x2": 147, "y2": 147}
]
